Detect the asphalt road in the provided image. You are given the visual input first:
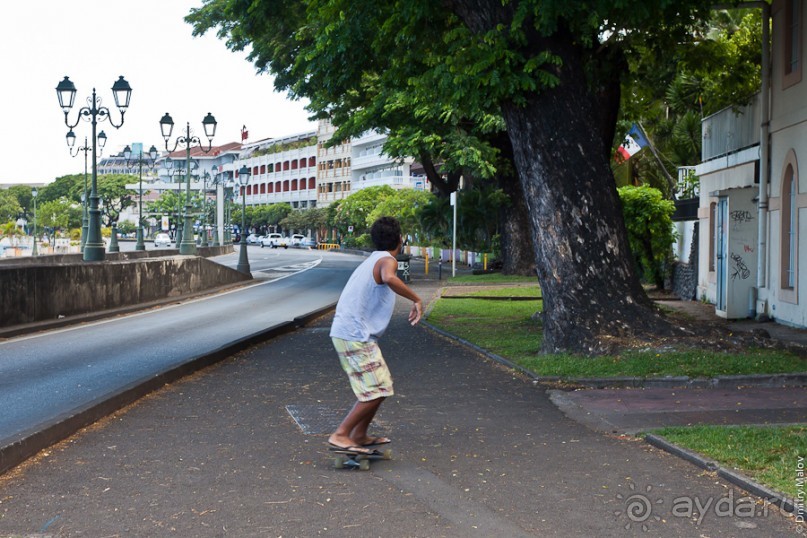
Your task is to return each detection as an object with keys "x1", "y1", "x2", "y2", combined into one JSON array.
[{"x1": 0, "y1": 248, "x2": 364, "y2": 449}]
